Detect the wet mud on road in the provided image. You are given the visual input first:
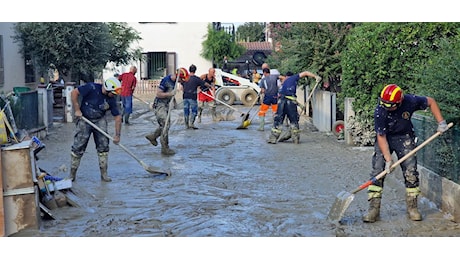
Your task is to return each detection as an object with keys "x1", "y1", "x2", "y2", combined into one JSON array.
[{"x1": 14, "y1": 102, "x2": 460, "y2": 238}]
